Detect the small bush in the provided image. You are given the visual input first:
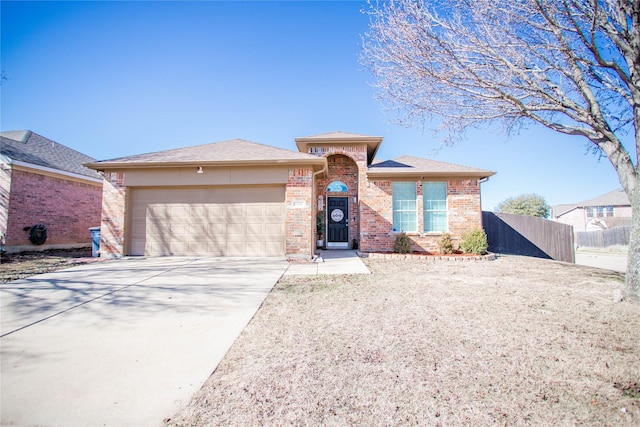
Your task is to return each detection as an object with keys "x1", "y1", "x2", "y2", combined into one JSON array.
[
  {"x1": 459, "y1": 228, "x2": 488, "y2": 254},
  {"x1": 393, "y1": 232, "x2": 412, "y2": 254},
  {"x1": 437, "y1": 233, "x2": 455, "y2": 254}
]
